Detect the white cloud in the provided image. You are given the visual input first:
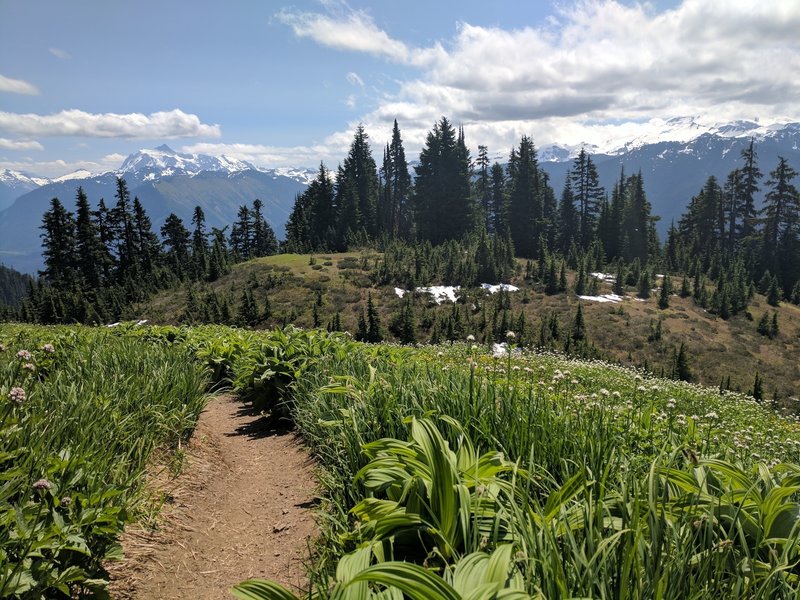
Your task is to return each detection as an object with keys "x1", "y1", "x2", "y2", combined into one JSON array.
[
  {"x1": 0, "y1": 138, "x2": 44, "y2": 151},
  {"x1": 0, "y1": 74, "x2": 39, "y2": 95},
  {"x1": 49, "y1": 47, "x2": 70, "y2": 60},
  {"x1": 280, "y1": 0, "x2": 800, "y2": 157},
  {"x1": 346, "y1": 71, "x2": 364, "y2": 88},
  {"x1": 345, "y1": 94, "x2": 357, "y2": 109},
  {"x1": 275, "y1": 6, "x2": 442, "y2": 66},
  {"x1": 0, "y1": 108, "x2": 221, "y2": 139},
  {"x1": 0, "y1": 153, "x2": 126, "y2": 178}
]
